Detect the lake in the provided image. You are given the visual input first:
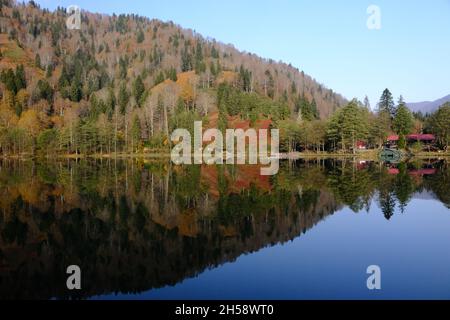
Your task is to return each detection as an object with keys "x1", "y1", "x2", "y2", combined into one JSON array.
[{"x1": 0, "y1": 158, "x2": 449, "y2": 300}]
